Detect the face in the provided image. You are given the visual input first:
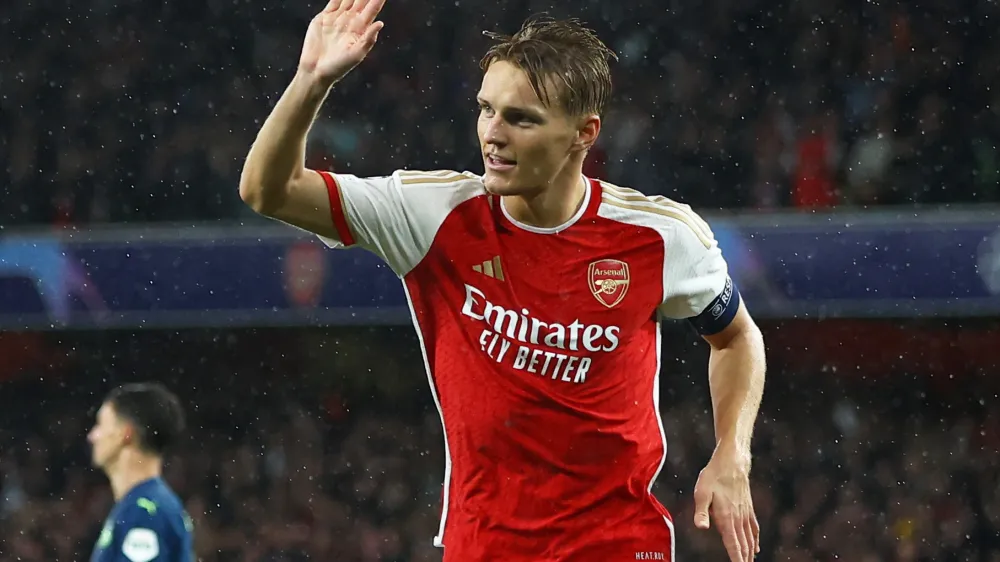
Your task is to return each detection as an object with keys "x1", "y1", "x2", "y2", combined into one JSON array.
[
  {"x1": 87, "y1": 403, "x2": 129, "y2": 469},
  {"x1": 476, "y1": 61, "x2": 599, "y2": 196}
]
